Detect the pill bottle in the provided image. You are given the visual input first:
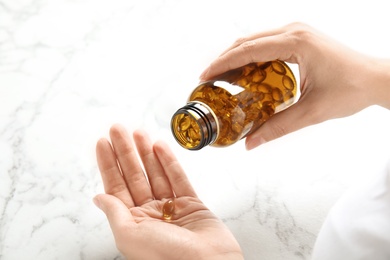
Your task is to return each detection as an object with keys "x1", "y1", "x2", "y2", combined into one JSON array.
[{"x1": 171, "y1": 60, "x2": 297, "y2": 150}]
